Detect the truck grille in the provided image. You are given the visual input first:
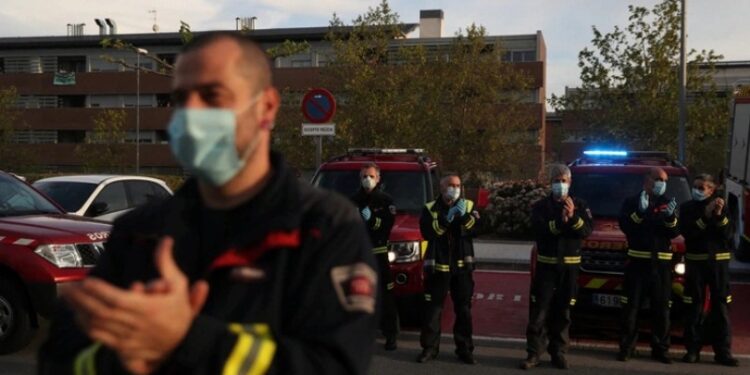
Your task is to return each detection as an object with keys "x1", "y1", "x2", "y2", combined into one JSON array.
[
  {"x1": 580, "y1": 248, "x2": 627, "y2": 274},
  {"x1": 76, "y1": 243, "x2": 105, "y2": 266}
]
